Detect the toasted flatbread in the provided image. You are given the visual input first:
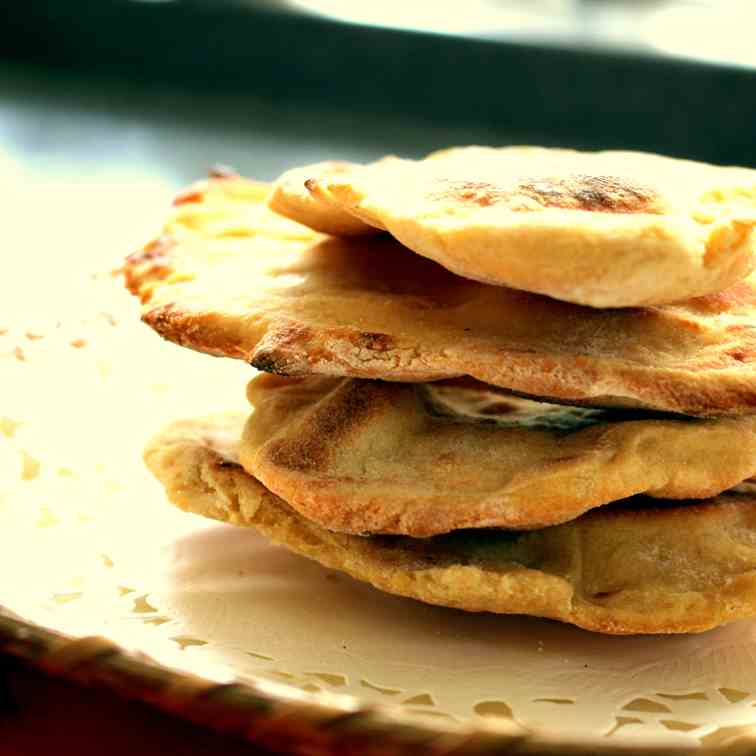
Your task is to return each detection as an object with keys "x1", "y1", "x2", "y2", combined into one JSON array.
[
  {"x1": 274, "y1": 147, "x2": 756, "y2": 307},
  {"x1": 238, "y1": 374, "x2": 756, "y2": 535},
  {"x1": 170, "y1": 175, "x2": 316, "y2": 242},
  {"x1": 145, "y1": 413, "x2": 756, "y2": 635},
  {"x1": 267, "y1": 161, "x2": 379, "y2": 236},
  {"x1": 124, "y1": 176, "x2": 756, "y2": 417}
]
